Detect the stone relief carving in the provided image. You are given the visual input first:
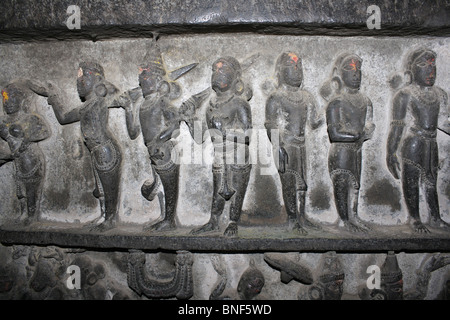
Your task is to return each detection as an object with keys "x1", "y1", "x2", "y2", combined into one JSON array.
[
  {"x1": 320, "y1": 52, "x2": 375, "y2": 233},
  {"x1": 298, "y1": 251, "x2": 345, "y2": 300},
  {"x1": 0, "y1": 80, "x2": 51, "y2": 226},
  {"x1": 209, "y1": 255, "x2": 265, "y2": 300},
  {"x1": 44, "y1": 62, "x2": 131, "y2": 232},
  {"x1": 127, "y1": 250, "x2": 194, "y2": 300},
  {"x1": 264, "y1": 52, "x2": 324, "y2": 235},
  {"x1": 183, "y1": 56, "x2": 253, "y2": 237},
  {"x1": 123, "y1": 38, "x2": 198, "y2": 232},
  {"x1": 263, "y1": 252, "x2": 313, "y2": 285},
  {"x1": 386, "y1": 48, "x2": 450, "y2": 234}
]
